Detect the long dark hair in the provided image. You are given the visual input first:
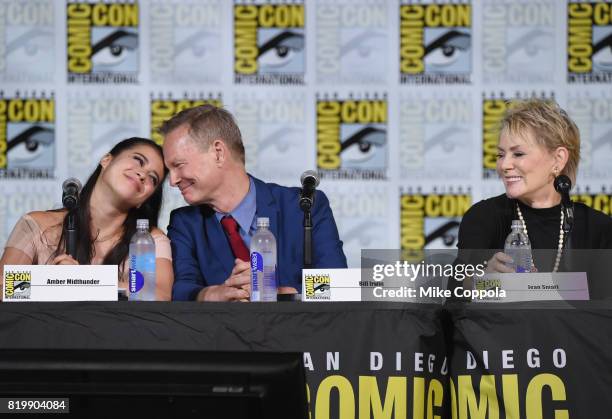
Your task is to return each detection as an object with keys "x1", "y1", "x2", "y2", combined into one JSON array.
[{"x1": 55, "y1": 138, "x2": 168, "y2": 270}]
